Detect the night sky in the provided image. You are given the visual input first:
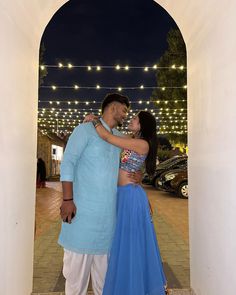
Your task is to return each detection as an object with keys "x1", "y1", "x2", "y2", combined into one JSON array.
[{"x1": 39, "y1": 0, "x2": 178, "y2": 102}]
